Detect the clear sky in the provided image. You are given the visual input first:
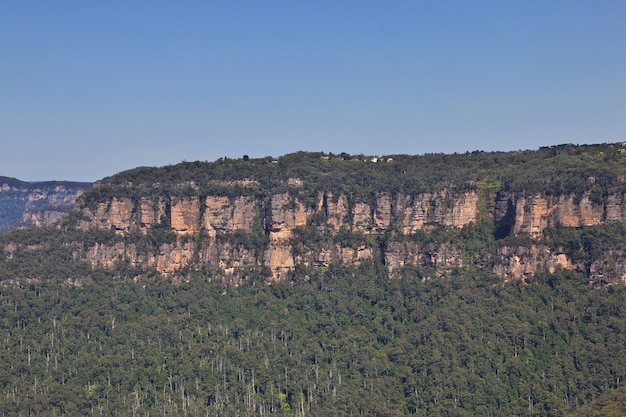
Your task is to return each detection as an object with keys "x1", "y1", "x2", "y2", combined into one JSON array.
[{"x1": 1, "y1": 1, "x2": 625, "y2": 181}]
